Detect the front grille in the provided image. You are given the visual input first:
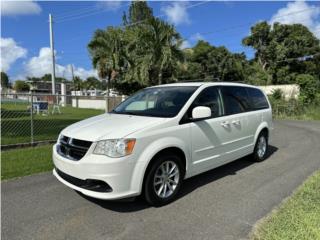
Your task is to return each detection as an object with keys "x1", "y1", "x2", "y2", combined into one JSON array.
[
  {"x1": 55, "y1": 168, "x2": 112, "y2": 192},
  {"x1": 57, "y1": 135, "x2": 92, "y2": 161}
]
